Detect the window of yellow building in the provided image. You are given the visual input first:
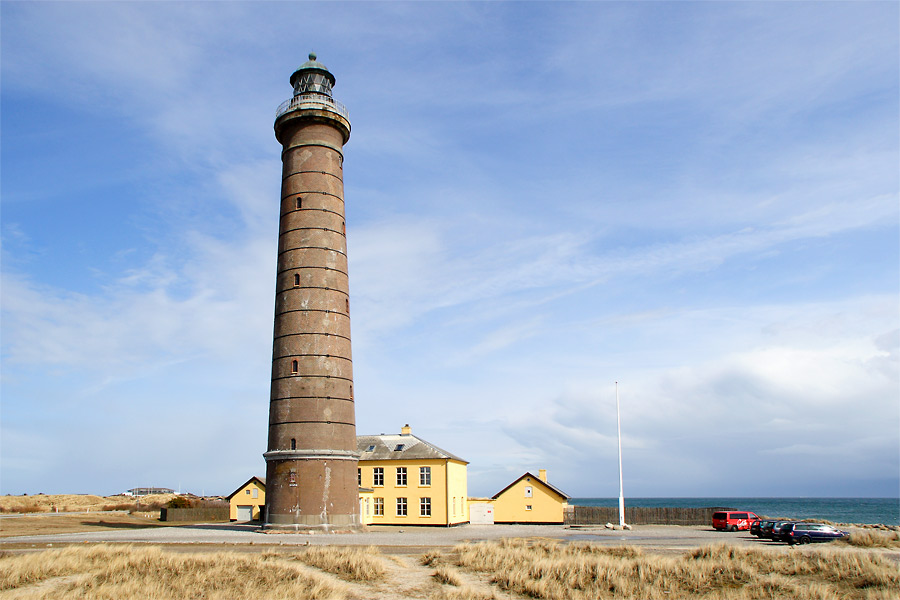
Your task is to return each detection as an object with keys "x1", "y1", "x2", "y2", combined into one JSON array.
[
  {"x1": 420, "y1": 497, "x2": 431, "y2": 516},
  {"x1": 396, "y1": 467, "x2": 407, "y2": 486},
  {"x1": 396, "y1": 497, "x2": 407, "y2": 516},
  {"x1": 374, "y1": 498, "x2": 384, "y2": 516},
  {"x1": 373, "y1": 467, "x2": 383, "y2": 486},
  {"x1": 419, "y1": 466, "x2": 431, "y2": 486}
]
